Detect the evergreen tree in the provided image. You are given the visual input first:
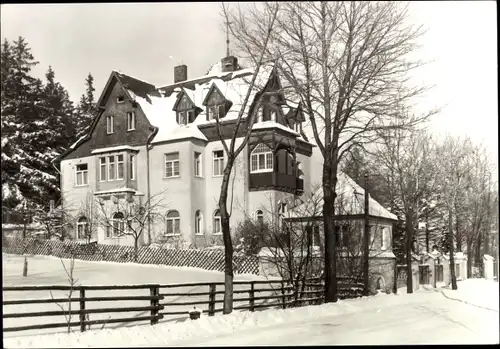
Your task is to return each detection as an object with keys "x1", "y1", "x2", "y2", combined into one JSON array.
[
  {"x1": 1, "y1": 37, "x2": 76, "y2": 219},
  {"x1": 75, "y1": 73, "x2": 96, "y2": 137}
]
